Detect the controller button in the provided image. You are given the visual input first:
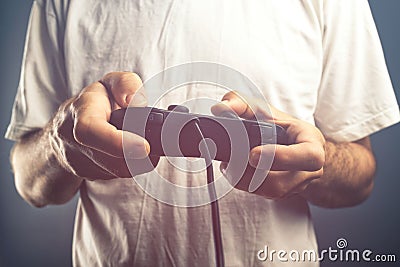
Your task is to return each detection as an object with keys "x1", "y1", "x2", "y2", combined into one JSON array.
[
  {"x1": 167, "y1": 105, "x2": 190, "y2": 113},
  {"x1": 148, "y1": 112, "x2": 164, "y2": 124}
]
